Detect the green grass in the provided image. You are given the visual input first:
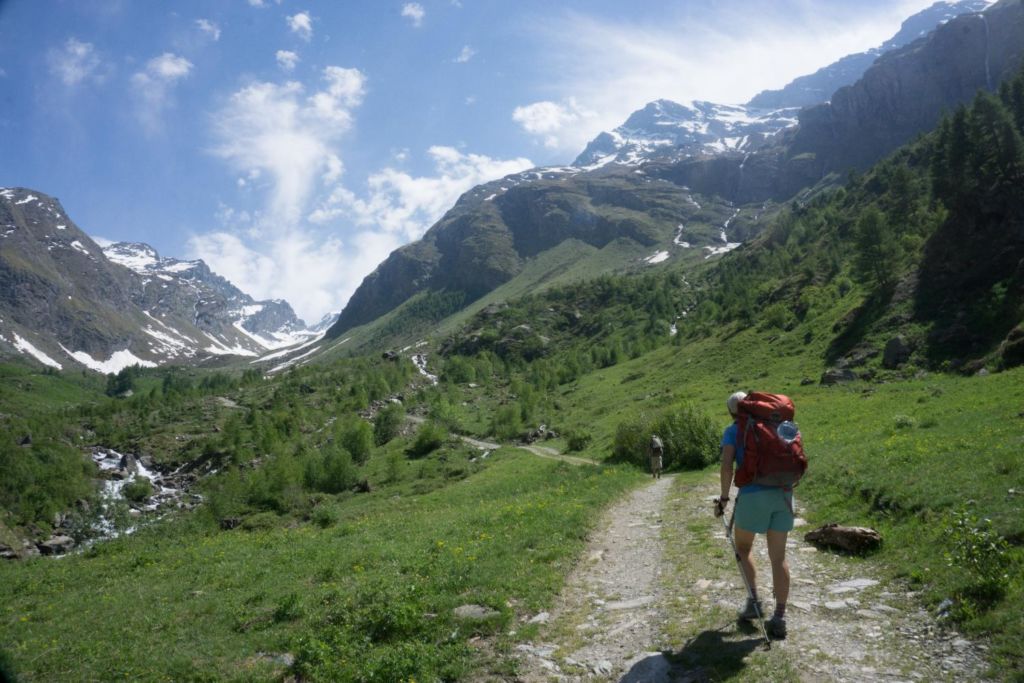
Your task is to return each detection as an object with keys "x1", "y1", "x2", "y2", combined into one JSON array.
[
  {"x1": 0, "y1": 363, "x2": 102, "y2": 415},
  {"x1": 0, "y1": 451, "x2": 642, "y2": 681}
]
